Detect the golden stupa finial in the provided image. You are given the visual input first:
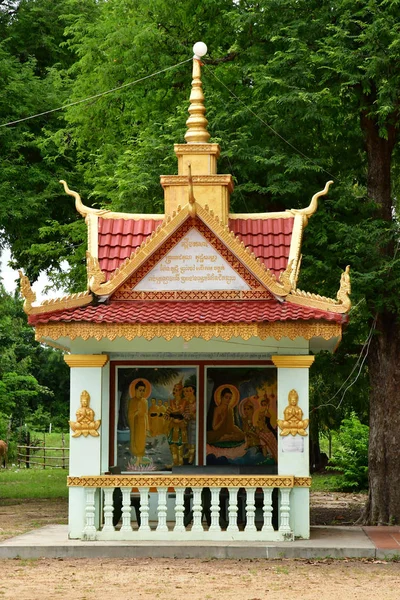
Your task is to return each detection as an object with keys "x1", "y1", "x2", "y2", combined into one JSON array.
[{"x1": 185, "y1": 42, "x2": 210, "y2": 144}]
